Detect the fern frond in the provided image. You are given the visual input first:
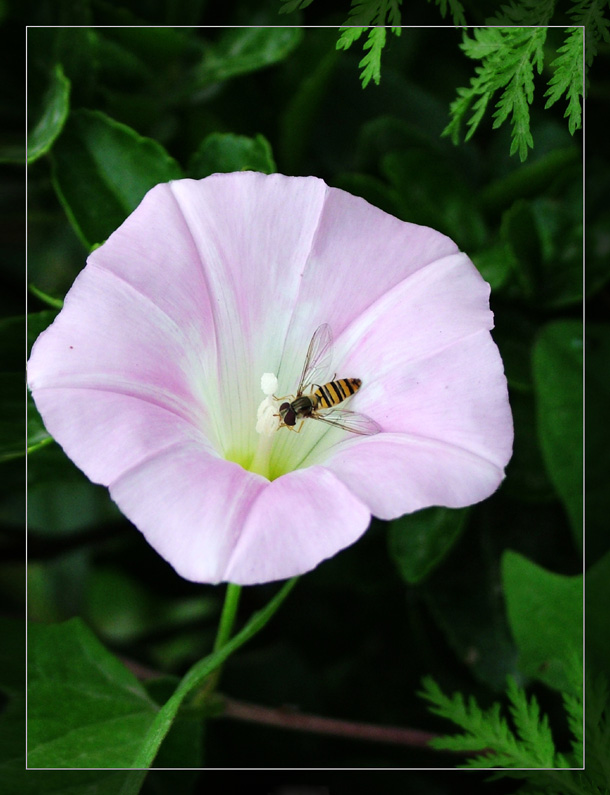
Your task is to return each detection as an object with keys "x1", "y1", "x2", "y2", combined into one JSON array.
[
  {"x1": 418, "y1": 676, "x2": 570, "y2": 769},
  {"x1": 358, "y1": 26, "x2": 387, "y2": 88},
  {"x1": 426, "y1": 0, "x2": 467, "y2": 26},
  {"x1": 489, "y1": 0, "x2": 556, "y2": 24},
  {"x1": 443, "y1": 27, "x2": 547, "y2": 161},
  {"x1": 544, "y1": 27, "x2": 583, "y2": 134},
  {"x1": 279, "y1": 0, "x2": 316, "y2": 13},
  {"x1": 336, "y1": 0, "x2": 402, "y2": 87},
  {"x1": 585, "y1": 674, "x2": 610, "y2": 788},
  {"x1": 506, "y1": 677, "x2": 556, "y2": 767},
  {"x1": 568, "y1": 0, "x2": 610, "y2": 67}
]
